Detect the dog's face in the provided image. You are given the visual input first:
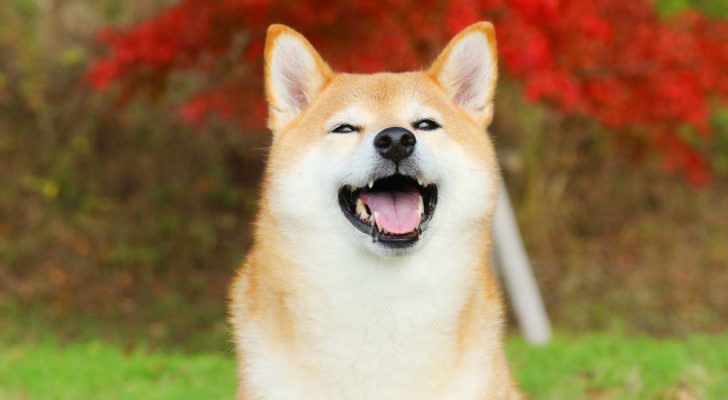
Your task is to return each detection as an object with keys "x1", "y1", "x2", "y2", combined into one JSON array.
[{"x1": 263, "y1": 23, "x2": 499, "y2": 257}]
